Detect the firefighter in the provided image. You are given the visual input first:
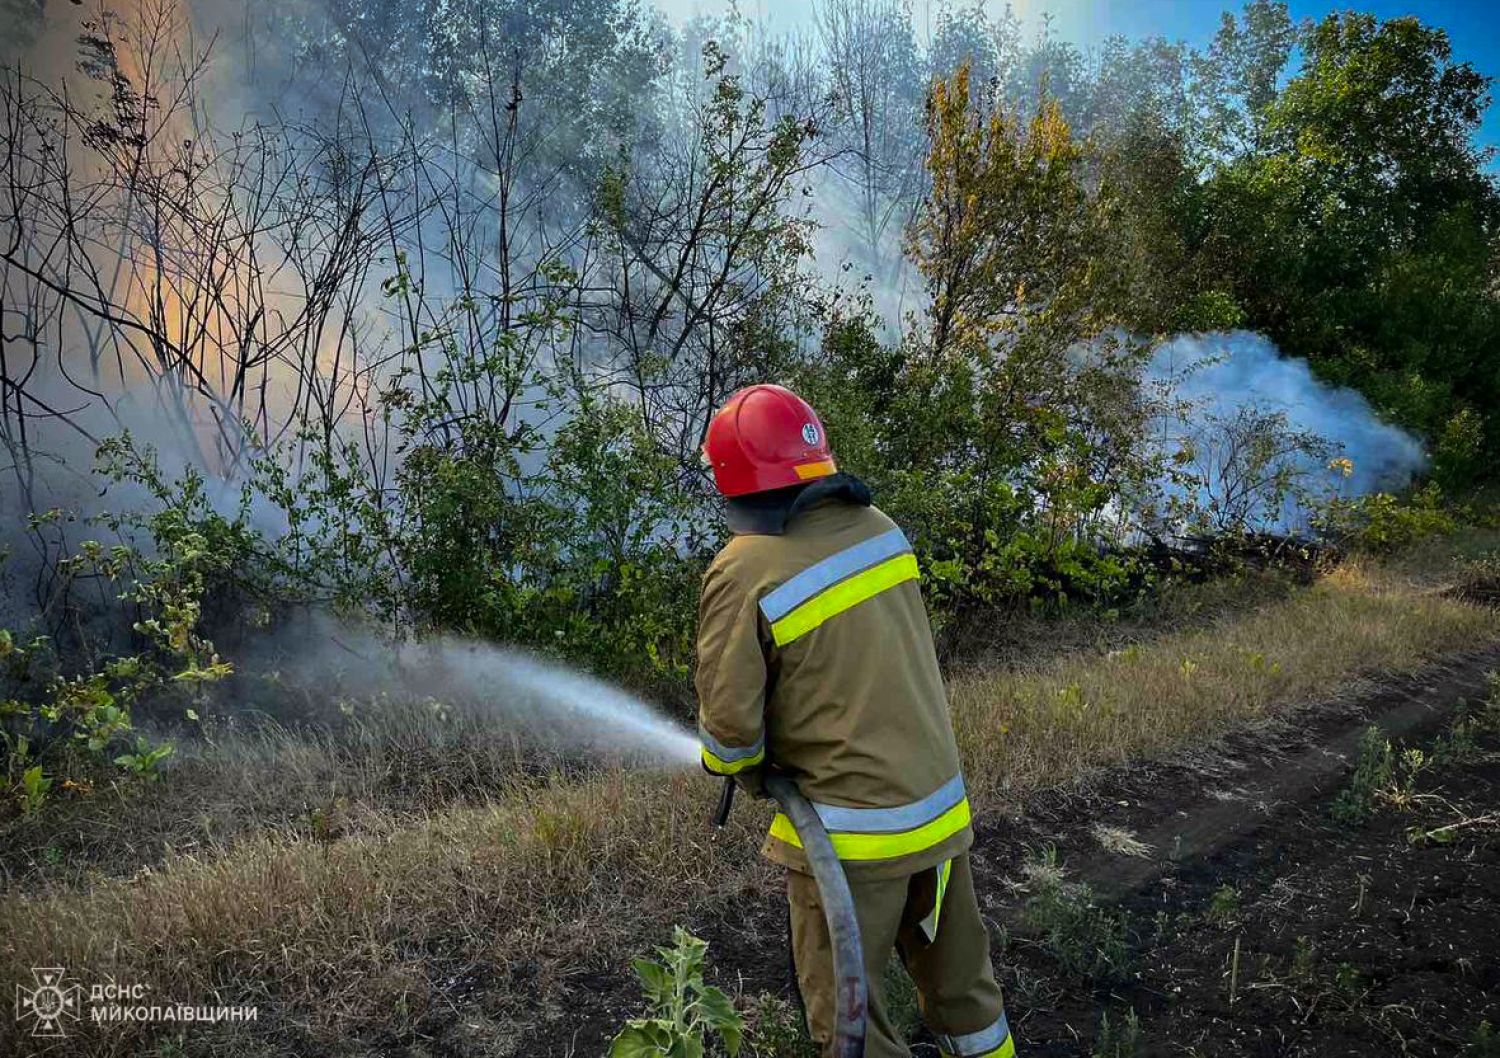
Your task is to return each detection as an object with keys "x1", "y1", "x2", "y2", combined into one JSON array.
[{"x1": 695, "y1": 383, "x2": 1014, "y2": 1058}]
